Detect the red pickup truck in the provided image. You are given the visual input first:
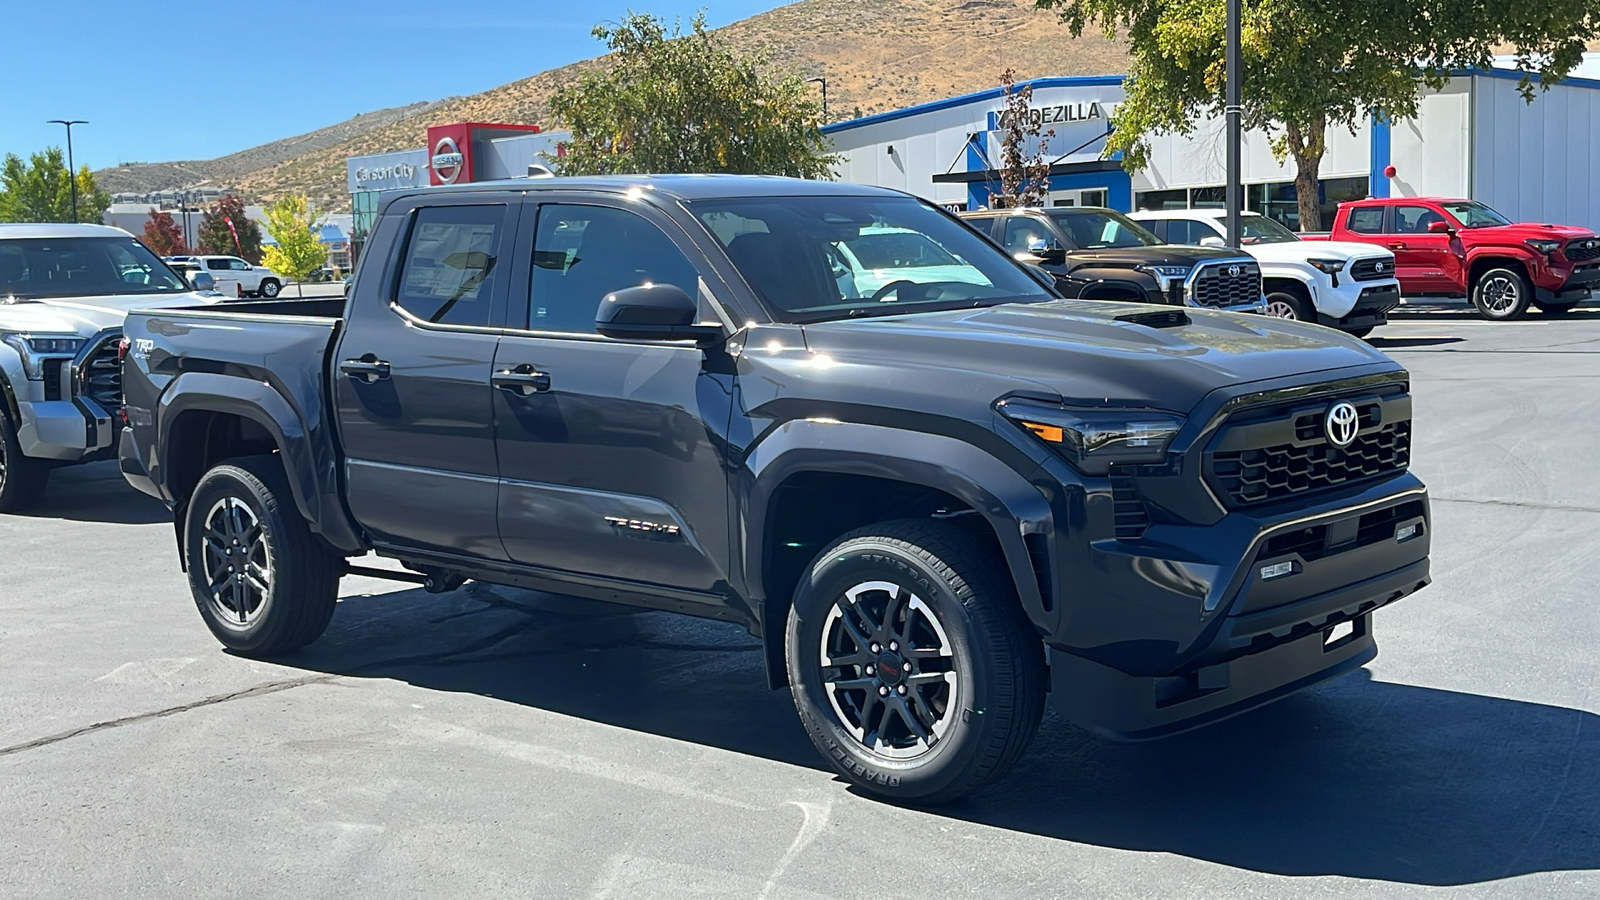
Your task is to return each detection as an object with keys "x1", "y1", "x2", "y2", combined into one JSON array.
[{"x1": 1305, "y1": 197, "x2": 1600, "y2": 320}]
